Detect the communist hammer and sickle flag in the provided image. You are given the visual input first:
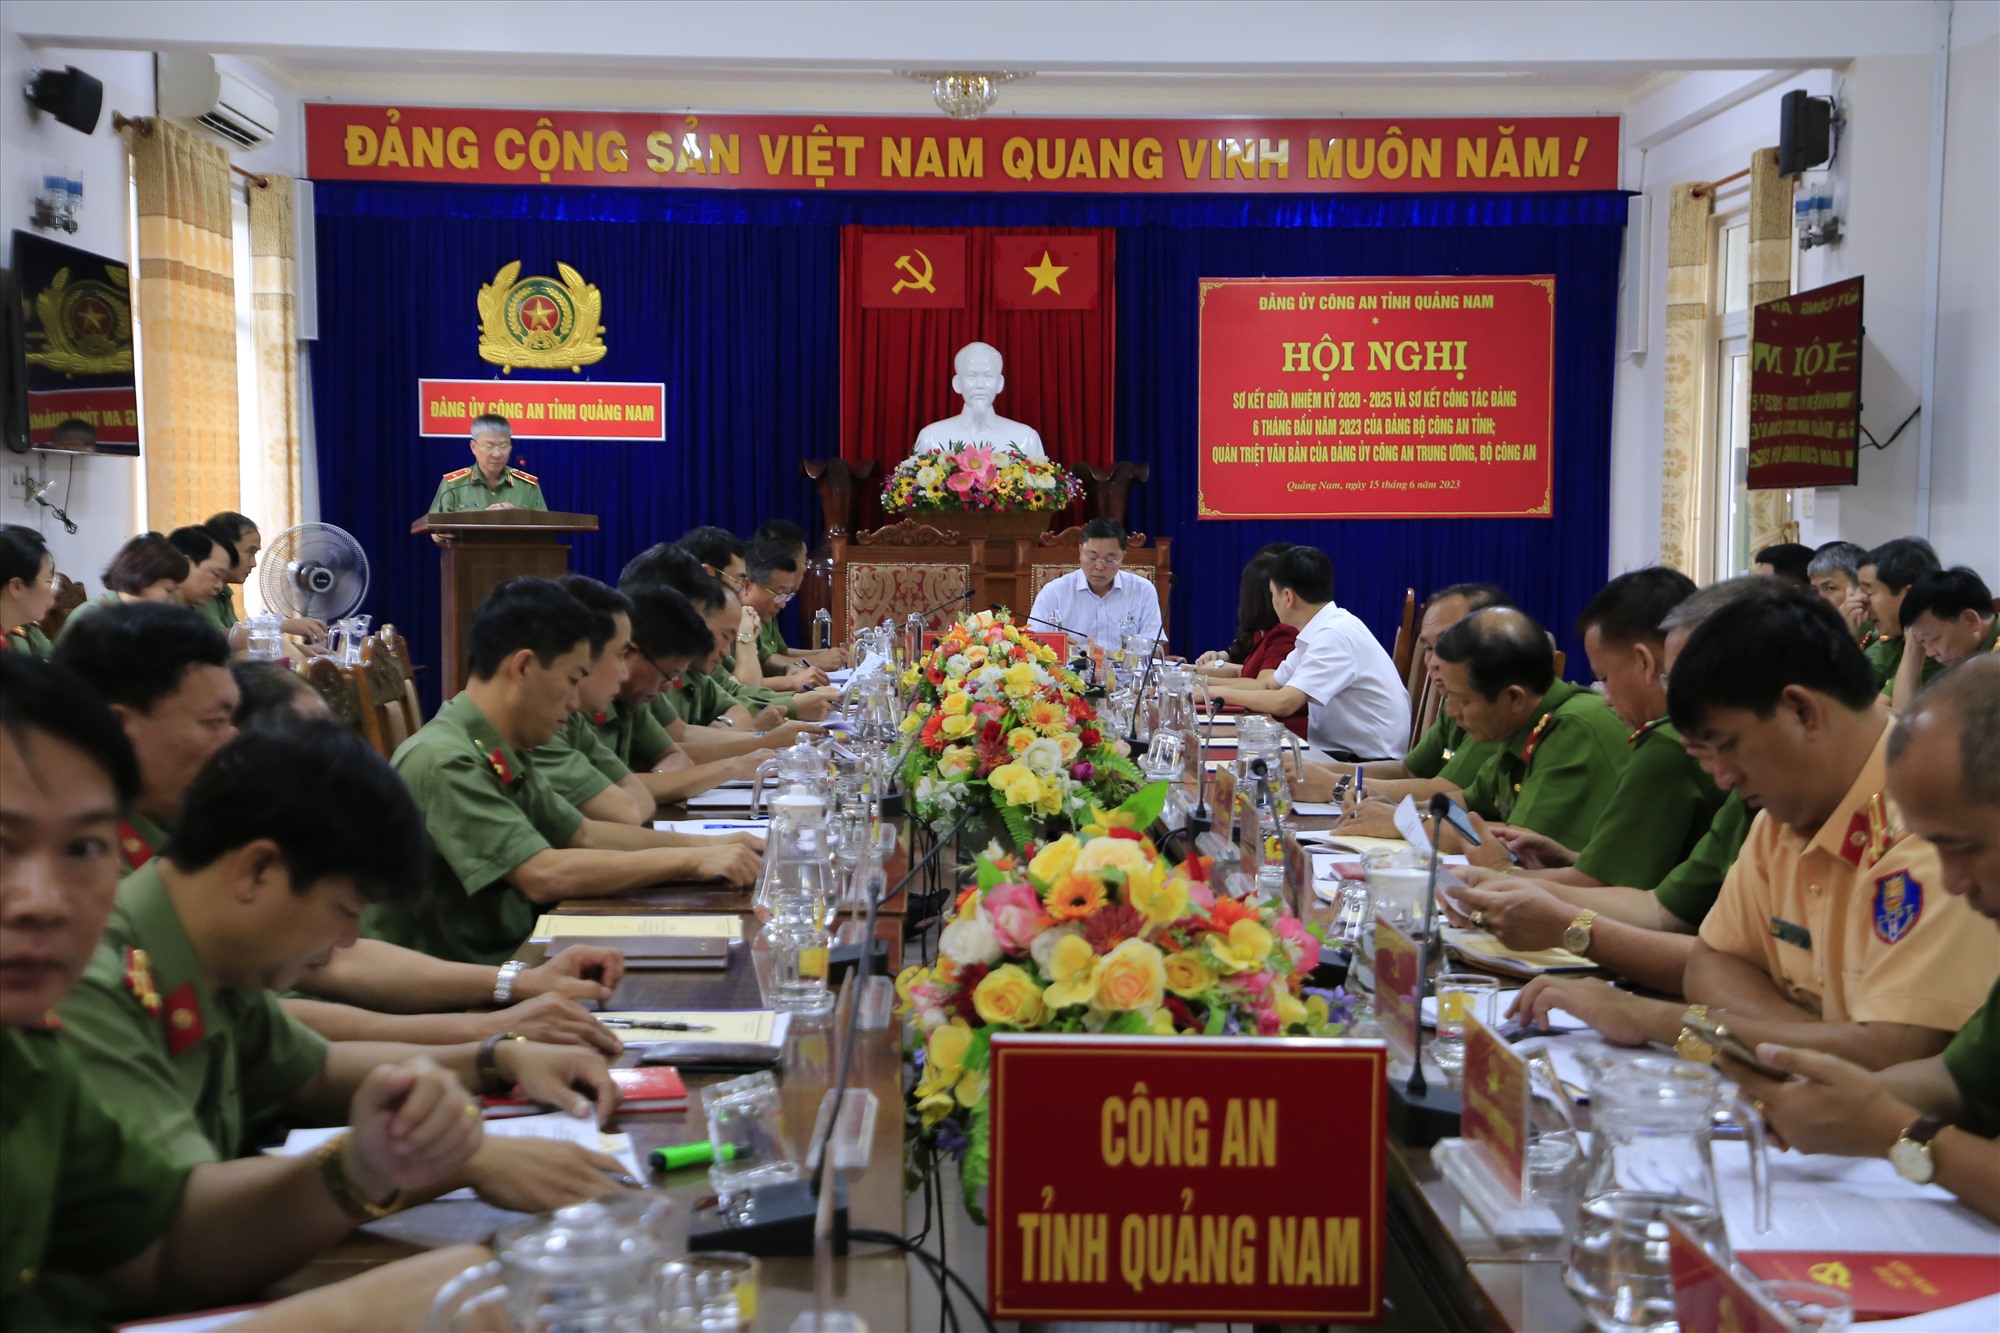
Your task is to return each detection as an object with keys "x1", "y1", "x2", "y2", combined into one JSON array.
[{"x1": 857, "y1": 231, "x2": 966, "y2": 308}]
